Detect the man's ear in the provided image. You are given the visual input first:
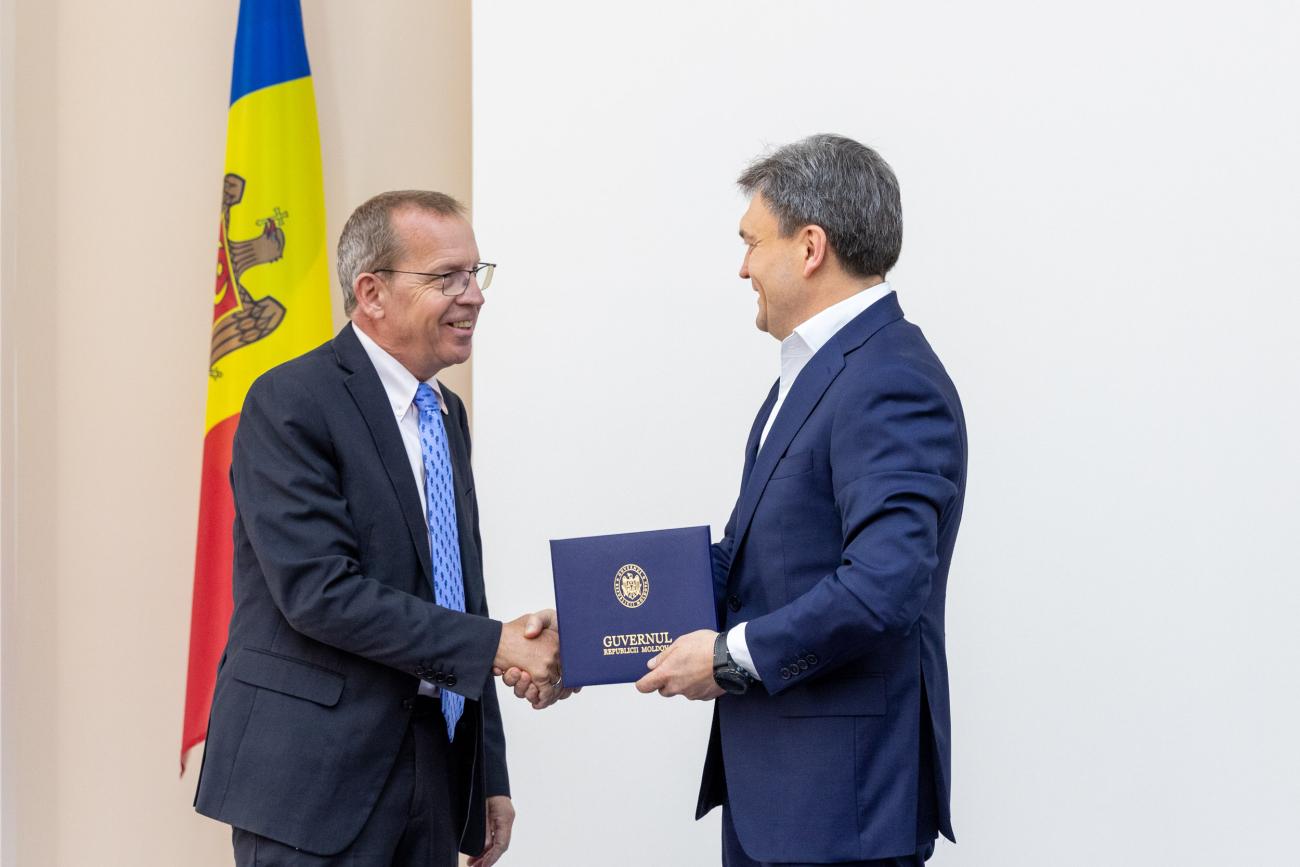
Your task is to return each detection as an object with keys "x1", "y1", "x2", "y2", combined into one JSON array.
[
  {"x1": 354, "y1": 272, "x2": 386, "y2": 319},
  {"x1": 800, "y1": 224, "x2": 829, "y2": 278}
]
